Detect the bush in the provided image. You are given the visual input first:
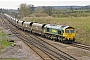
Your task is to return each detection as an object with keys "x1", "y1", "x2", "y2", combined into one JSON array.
[
  {"x1": 69, "y1": 12, "x2": 90, "y2": 17},
  {"x1": 30, "y1": 13, "x2": 49, "y2": 17}
]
